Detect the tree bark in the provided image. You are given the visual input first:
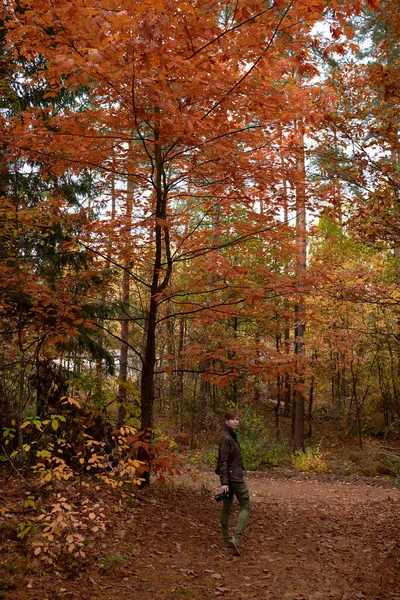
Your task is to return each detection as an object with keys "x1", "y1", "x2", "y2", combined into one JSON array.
[
  {"x1": 140, "y1": 130, "x2": 172, "y2": 432},
  {"x1": 291, "y1": 122, "x2": 307, "y2": 452},
  {"x1": 17, "y1": 308, "x2": 25, "y2": 464},
  {"x1": 280, "y1": 131, "x2": 292, "y2": 417},
  {"x1": 117, "y1": 171, "x2": 133, "y2": 427}
]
